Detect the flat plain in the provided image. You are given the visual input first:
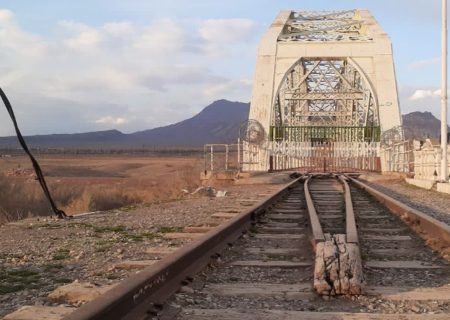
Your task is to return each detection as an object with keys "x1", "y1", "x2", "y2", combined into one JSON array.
[{"x1": 0, "y1": 153, "x2": 203, "y2": 222}]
